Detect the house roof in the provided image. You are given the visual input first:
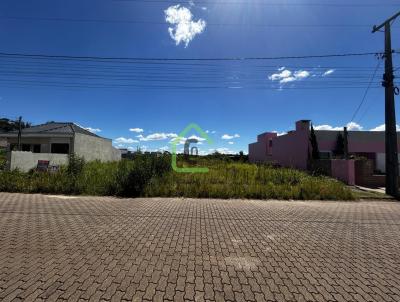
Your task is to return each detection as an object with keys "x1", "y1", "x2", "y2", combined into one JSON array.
[{"x1": 1, "y1": 122, "x2": 102, "y2": 138}]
